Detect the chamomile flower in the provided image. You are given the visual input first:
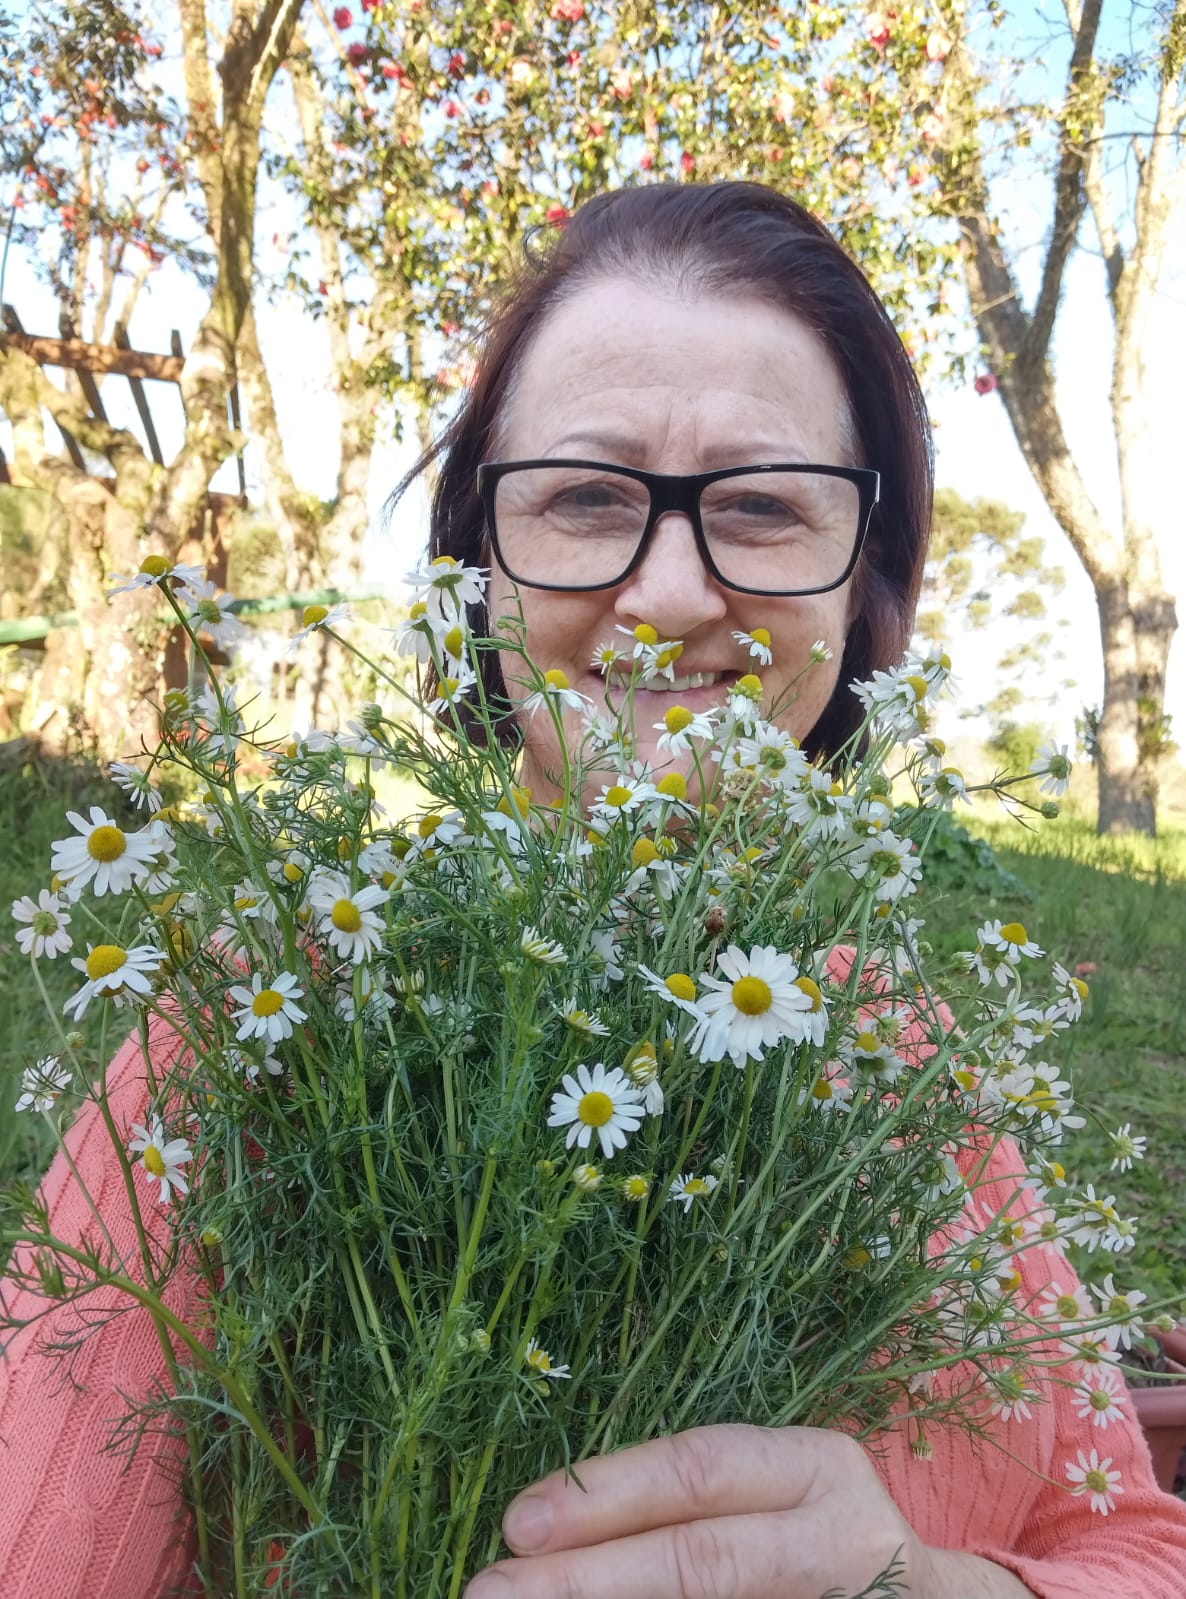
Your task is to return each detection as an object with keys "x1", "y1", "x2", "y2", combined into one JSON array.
[
  {"x1": 843, "y1": 1027, "x2": 906, "y2": 1086},
  {"x1": 848, "y1": 832, "x2": 922, "y2": 903},
  {"x1": 968, "y1": 921, "x2": 1042, "y2": 987},
  {"x1": 108, "y1": 760, "x2": 164, "y2": 814},
  {"x1": 522, "y1": 668, "x2": 592, "y2": 718},
  {"x1": 1038, "y1": 1281, "x2": 1094, "y2": 1334},
  {"x1": 727, "y1": 725, "x2": 809, "y2": 791},
  {"x1": 547, "y1": 1061, "x2": 644, "y2": 1158},
  {"x1": 524, "y1": 1338, "x2": 570, "y2": 1380},
  {"x1": 984, "y1": 1366, "x2": 1040, "y2": 1423},
  {"x1": 229, "y1": 970, "x2": 307, "y2": 1044},
  {"x1": 668, "y1": 1172, "x2": 719, "y2": 1213},
  {"x1": 11, "y1": 889, "x2": 72, "y2": 958},
  {"x1": 288, "y1": 601, "x2": 353, "y2": 655},
  {"x1": 179, "y1": 578, "x2": 245, "y2": 648},
  {"x1": 107, "y1": 556, "x2": 205, "y2": 595},
  {"x1": 592, "y1": 641, "x2": 625, "y2": 674},
  {"x1": 590, "y1": 774, "x2": 657, "y2": 821},
  {"x1": 622, "y1": 1174, "x2": 651, "y2": 1202},
  {"x1": 614, "y1": 622, "x2": 661, "y2": 659},
  {"x1": 63, "y1": 943, "x2": 162, "y2": 1020},
  {"x1": 796, "y1": 1068, "x2": 855, "y2": 1115},
  {"x1": 916, "y1": 765, "x2": 970, "y2": 809},
  {"x1": 1065, "y1": 1449, "x2": 1123, "y2": 1515},
  {"x1": 1091, "y1": 1275, "x2": 1147, "y2": 1351},
  {"x1": 637, "y1": 963, "x2": 701, "y2": 1016},
  {"x1": 1030, "y1": 741, "x2": 1072, "y2": 797},
  {"x1": 192, "y1": 681, "x2": 244, "y2": 755},
  {"x1": 688, "y1": 944, "x2": 815, "y2": 1069},
  {"x1": 427, "y1": 664, "x2": 478, "y2": 719},
  {"x1": 127, "y1": 1115, "x2": 192, "y2": 1205},
  {"x1": 723, "y1": 673, "x2": 765, "y2": 730},
  {"x1": 50, "y1": 807, "x2": 162, "y2": 899},
  {"x1": 394, "y1": 600, "x2": 449, "y2": 661},
  {"x1": 623, "y1": 1040, "x2": 664, "y2": 1115},
  {"x1": 15, "y1": 1056, "x2": 71, "y2": 1113},
  {"x1": 561, "y1": 1004, "x2": 610, "y2": 1037},
  {"x1": 653, "y1": 704, "x2": 717, "y2": 757},
  {"x1": 572, "y1": 1163, "x2": 603, "y2": 1191},
  {"x1": 781, "y1": 767, "x2": 854, "y2": 836},
  {"x1": 1051, "y1": 962, "x2": 1090, "y2": 1022},
  {"x1": 308, "y1": 871, "x2": 390, "y2": 964},
  {"x1": 404, "y1": 555, "x2": 487, "y2": 619},
  {"x1": 851, "y1": 662, "x2": 933, "y2": 735},
  {"x1": 636, "y1": 637, "x2": 684, "y2": 684},
  {"x1": 587, "y1": 927, "x2": 624, "y2": 986},
  {"x1": 732, "y1": 627, "x2": 773, "y2": 665},
  {"x1": 521, "y1": 926, "x2": 568, "y2": 966},
  {"x1": 1108, "y1": 1124, "x2": 1146, "y2": 1174}
]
